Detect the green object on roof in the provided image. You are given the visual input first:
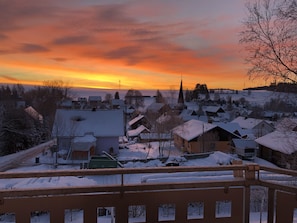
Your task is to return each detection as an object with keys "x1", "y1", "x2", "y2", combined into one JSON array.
[{"x1": 88, "y1": 156, "x2": 118, "y2": 169}]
